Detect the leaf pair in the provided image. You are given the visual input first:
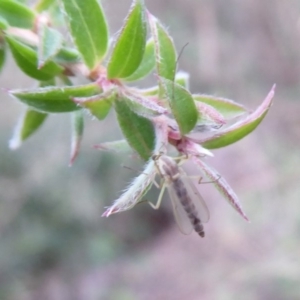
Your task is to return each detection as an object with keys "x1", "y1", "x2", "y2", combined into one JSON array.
[{"x1": 62, "y1": 0, "x2": 148, "y2": 80}]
